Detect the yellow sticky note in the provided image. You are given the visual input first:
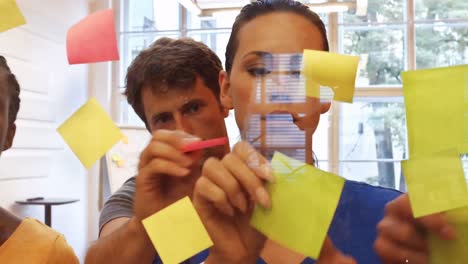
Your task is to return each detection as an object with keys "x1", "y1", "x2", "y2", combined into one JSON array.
[
  {"x1": 251, "y1": 152, "x2": 345, "y2": 258},
  {"x1": 57, "y1": 98, "x2": 123, "y2": 169},
  {"x1": 402, "y1": 65, "x2": 468, "y2": 157},
  {"x1": 116, "y1": 159, "x2": 125, "y2": 168},
  {"x1": 111, "y1": 154, "x2": 121, "y2": 162},
  {"x1": 430, "y1": 205, "x2": 468, "y2": 264},
  {"x1": 142, "y1": 197, "x2": 213, "y2": 264},
  {"x1": 302, "y1": 50, "x2": 359, "y2": 103},
  {"x1": 402, "y1": 150, "x2": 468, "y2": 218},
  {"x1": 0, "y1": 0, "x2": 26, "y2": 33}
]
